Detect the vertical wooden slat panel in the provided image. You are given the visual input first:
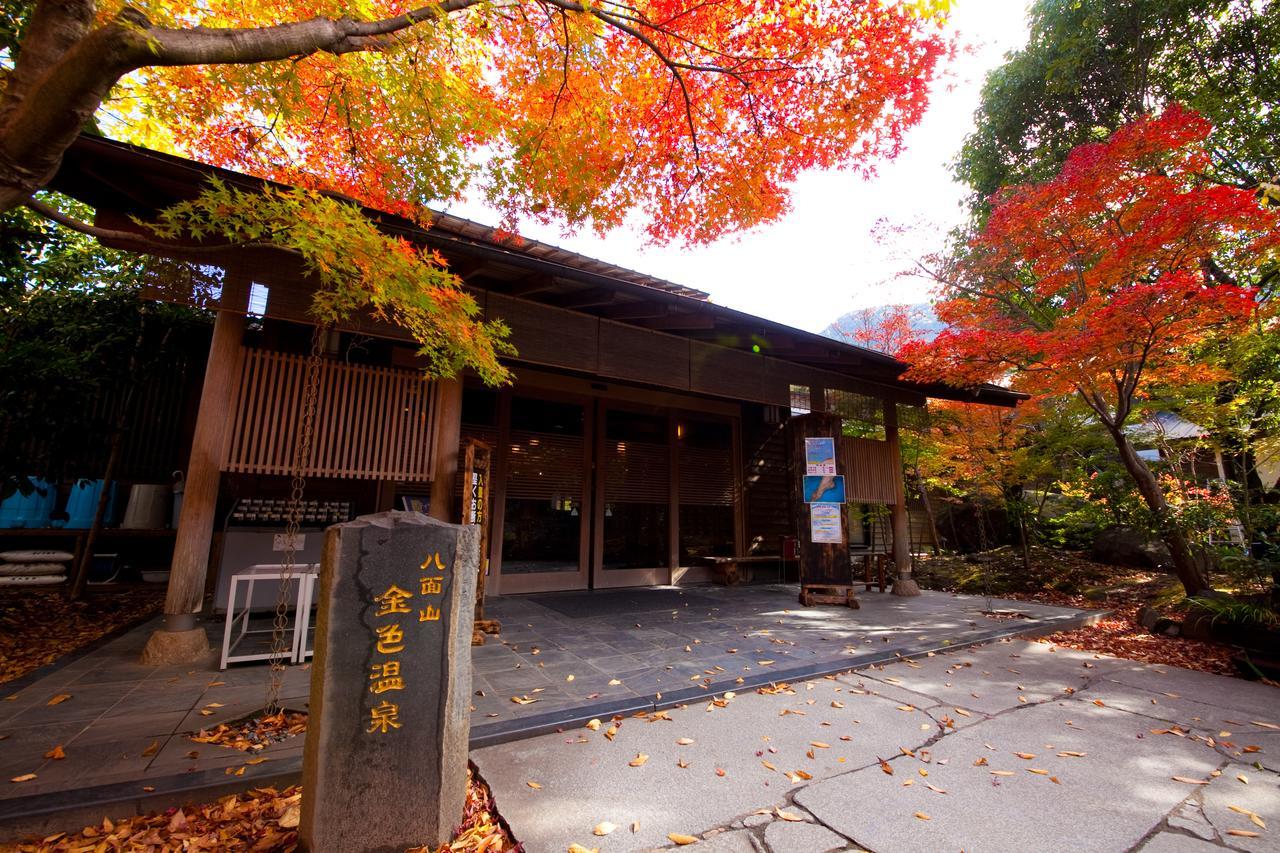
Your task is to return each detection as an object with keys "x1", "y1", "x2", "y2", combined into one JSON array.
[{"x1": 222, "y1": 349, "x2": 439, "y2": 481}]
